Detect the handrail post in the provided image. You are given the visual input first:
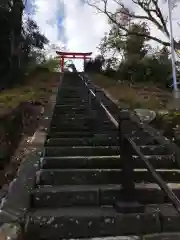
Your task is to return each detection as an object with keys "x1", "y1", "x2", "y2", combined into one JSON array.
[{"x1": 119, "y1": 110, "x2": 135, "y2": 201}]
